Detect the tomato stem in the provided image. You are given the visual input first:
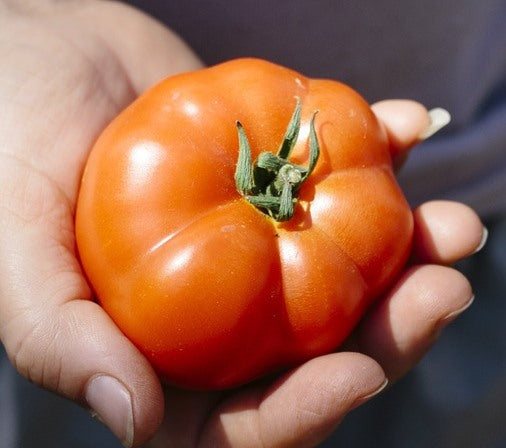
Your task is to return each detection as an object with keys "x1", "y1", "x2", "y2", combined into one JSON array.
[
  {"x1": 234, "y1": 122, "x2": 254, "y2": 193},
  {"x1": 234, "y1": 98, "x2": 319, "y2": 222}
]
